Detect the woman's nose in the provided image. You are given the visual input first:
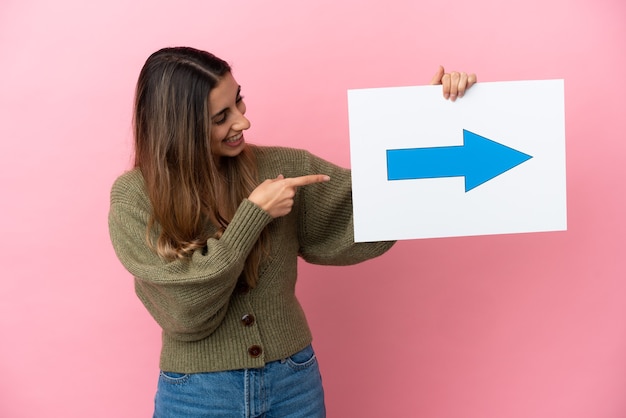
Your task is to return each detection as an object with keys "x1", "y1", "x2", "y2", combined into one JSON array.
[{"x1": 233, "y1": 113, "x2": 251, "y2": 131}]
